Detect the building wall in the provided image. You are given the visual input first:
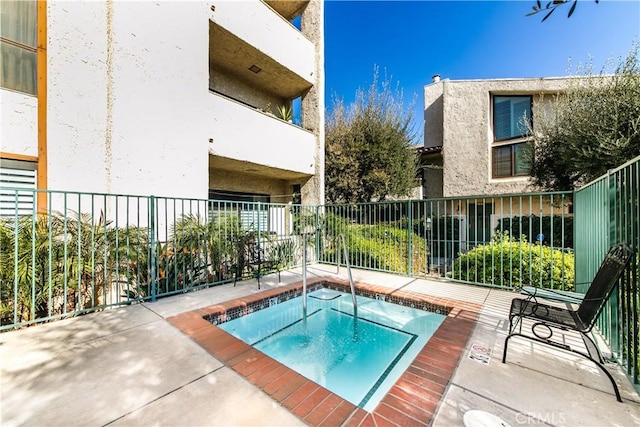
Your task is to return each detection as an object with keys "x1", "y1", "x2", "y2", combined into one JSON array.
[
  {"x1": 1, "y1": 91, "x2": 38, "y2": 157},
  {"x1": 209, "y1": 68, "x2": 285, "y2": 112},
  {"x1": 209, "y1": 169, "x2": 289, "y2": 203},
  {"x1": 300, "y1": 0, "x2": 325, "y2": 205},
  {"x1": 46, "y1": 0, "x2": 210, "y2": 198},
  {"x1": 207, "y1": 93, "x2": 315, "y2": 176},
  {"x1": 2, "y1": 0, "x2": 323, "y2": 207},
  {"x1": 424, "y1": 77, "x2": 575, "y2": 198}
]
